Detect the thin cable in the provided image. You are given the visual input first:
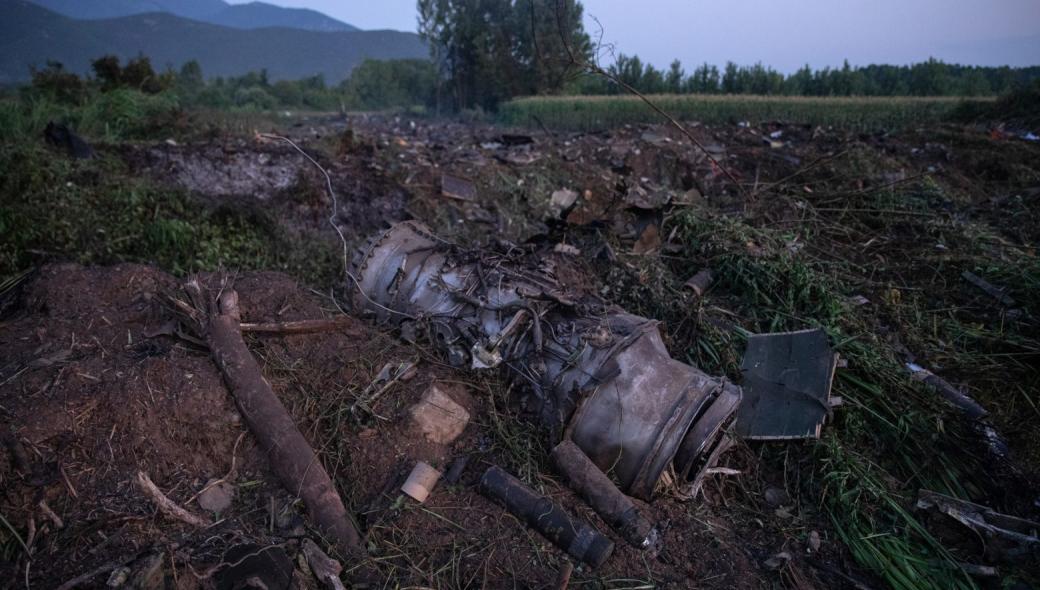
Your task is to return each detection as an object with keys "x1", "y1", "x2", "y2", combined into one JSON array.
[{"x1": 256, "y1": 132, "x2": 415, "y2": 320}]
